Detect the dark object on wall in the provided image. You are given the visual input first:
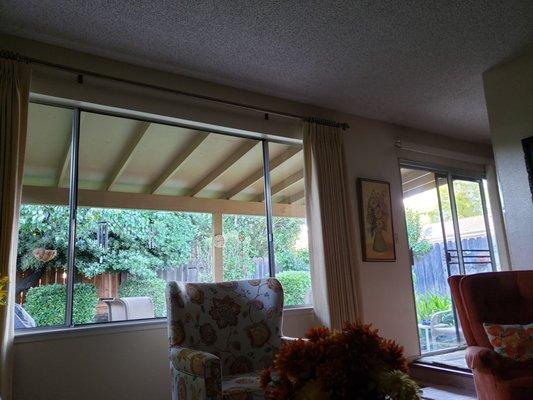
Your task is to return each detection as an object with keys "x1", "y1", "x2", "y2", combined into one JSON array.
[
  {"x1": 522, "y1": 136, "x2": 533, "y2": 201},
  {"x1": 357, "y1": 178, "x2": 396, "y2": 261}
]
